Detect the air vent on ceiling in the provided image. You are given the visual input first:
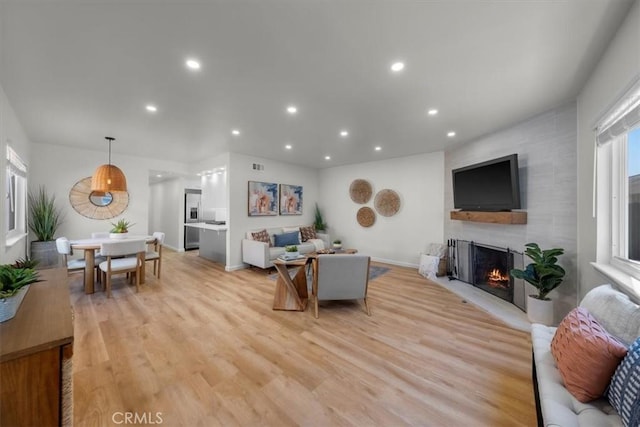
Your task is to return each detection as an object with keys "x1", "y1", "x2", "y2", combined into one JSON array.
[{"x1": 252, "y1": 163, "x2": 264, "y2": 171}]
